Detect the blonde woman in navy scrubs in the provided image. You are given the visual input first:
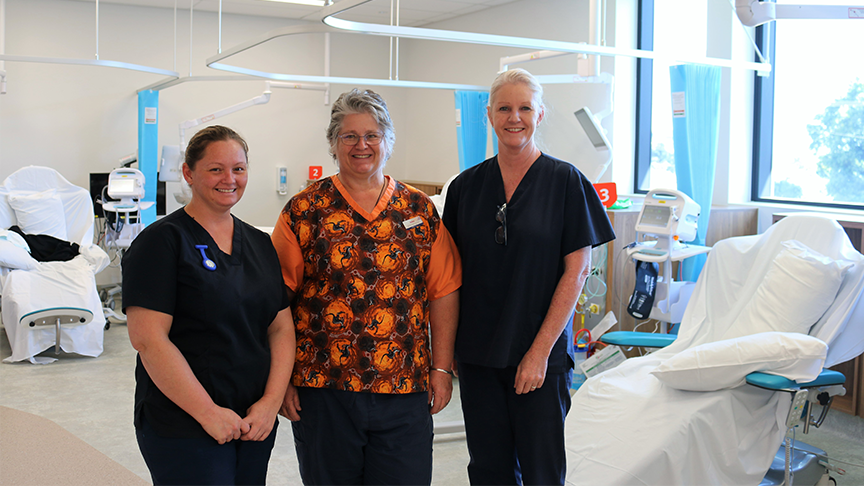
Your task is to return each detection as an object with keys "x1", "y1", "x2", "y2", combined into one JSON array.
[
  {"x1": 443, "y1": 69, "x2": 615, "y2": 485},
  {"x1": 122, "y1": 125, "x2": 296, "y2": 485}
]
